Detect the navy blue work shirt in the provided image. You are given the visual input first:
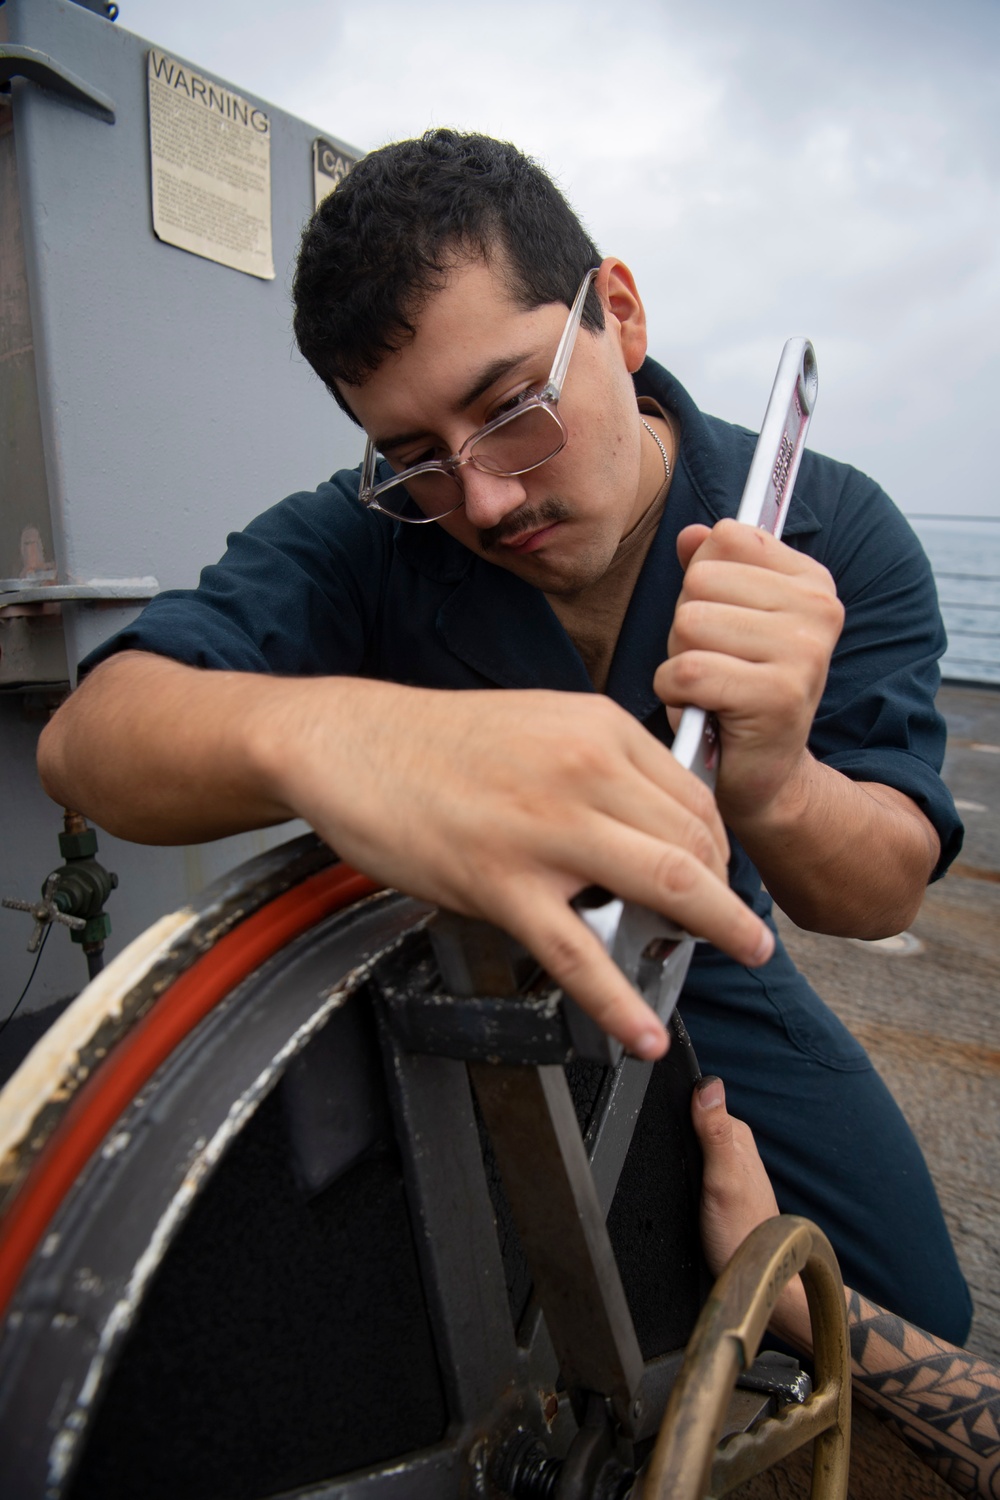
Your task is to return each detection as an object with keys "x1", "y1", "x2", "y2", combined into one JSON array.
[{"x1": 82, "y1": 357, "x2": 964, "y2": 902}]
